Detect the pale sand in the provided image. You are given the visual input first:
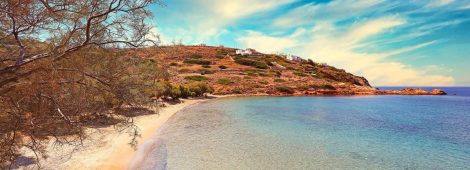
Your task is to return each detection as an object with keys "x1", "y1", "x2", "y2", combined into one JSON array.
[{"x1": 29, "y1": 98, "x2": 208, "y2": 170}]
